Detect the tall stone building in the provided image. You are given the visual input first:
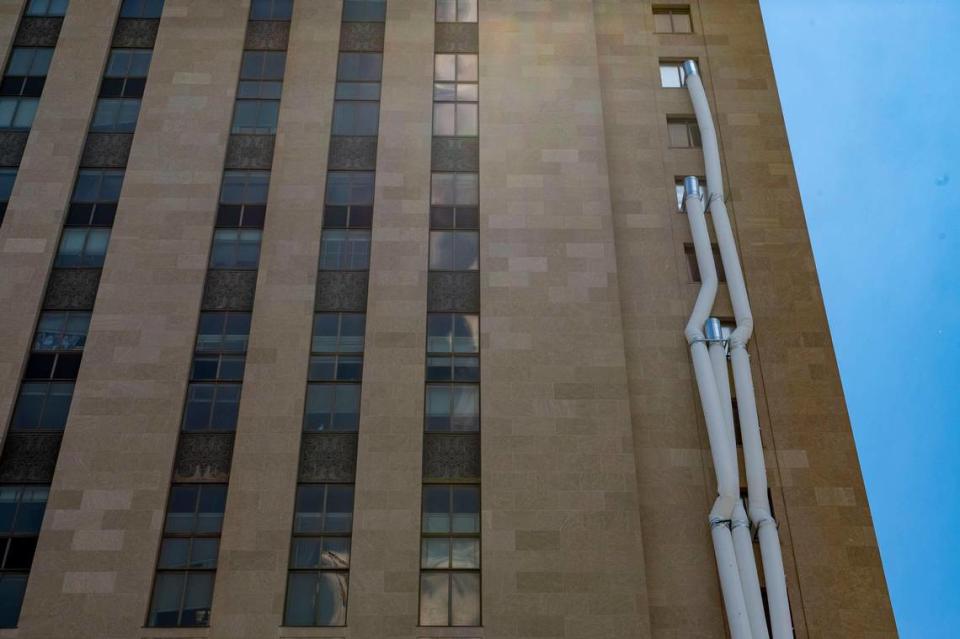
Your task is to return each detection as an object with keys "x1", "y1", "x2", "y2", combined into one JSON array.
[{"x1": 0, "y1": 0, "x2": 896, "y2": 637}]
